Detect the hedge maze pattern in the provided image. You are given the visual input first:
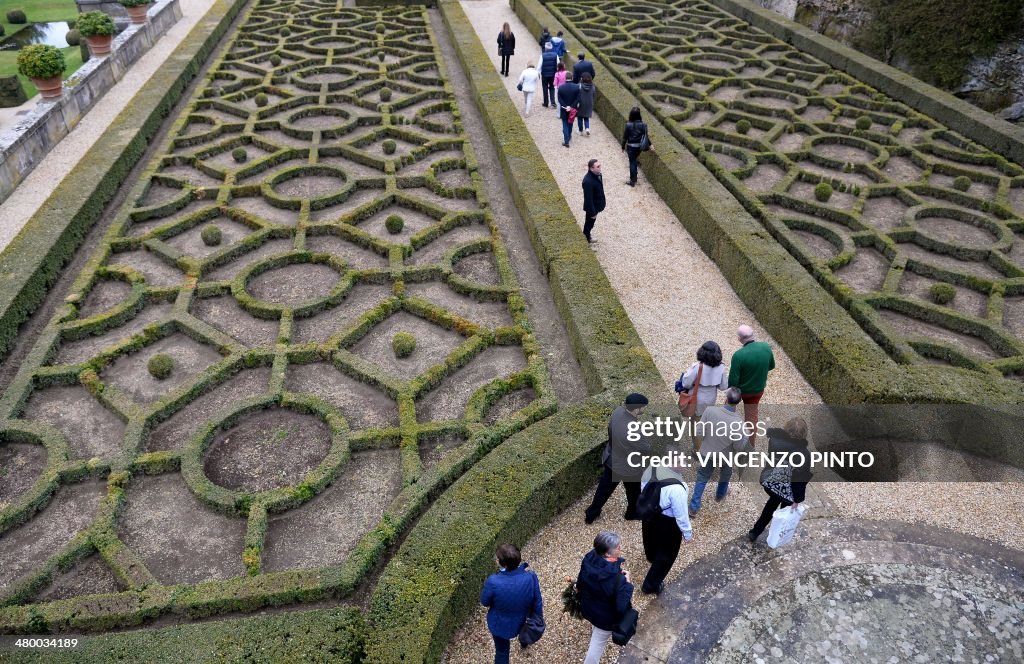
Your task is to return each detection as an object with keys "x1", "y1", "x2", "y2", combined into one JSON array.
[
  {"x1": 0, "y1": 1, "x2": 555, "y2": 633},
  {"x1": 552, "y1": 0, "x2": 1024, "y2": 382}
]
